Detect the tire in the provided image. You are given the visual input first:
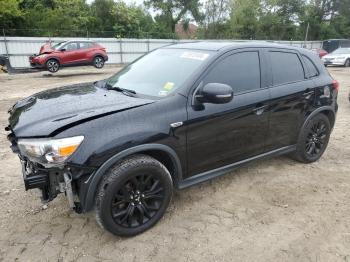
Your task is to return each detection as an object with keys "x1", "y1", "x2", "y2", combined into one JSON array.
[
  {"x1": 93, "y1": 56, "x2": 105, "y2": 69},
  {"x1": 95, "y1": 154, "x2": 173, "y2": 236},
  {"x1": 292, "y1": 114, "x2": 331, "y2": 163},
  {"x1": 46, "y1": 59, "x2": 60, "y2": 73},
  {"x1": 345, "y1": 59, "x2": 350, "y2": 67}
]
